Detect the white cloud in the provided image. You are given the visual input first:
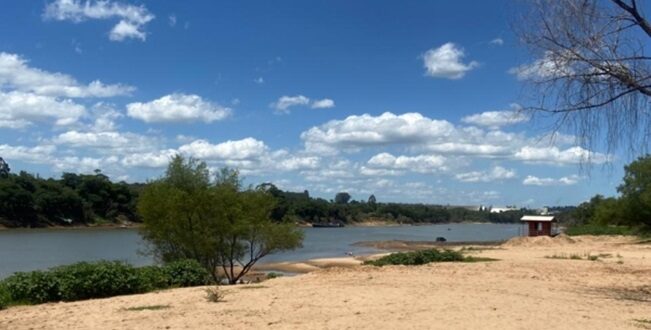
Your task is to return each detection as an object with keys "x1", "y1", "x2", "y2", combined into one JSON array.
[
  {"x1": 0, "y1": 144, "x2": 56, "y2": 163},
  {"x1": 461, "y1": 110, "x2": 529, "y2": 129},
  {"x1": 43, "y1": 0, "x2": 155, "y2": 42},
  {"x1": 366, "y1": 152, "x2": 448, "y2": 174},
  {"x1": 254, "y1": 77, "x2": 264, "y2": 84},
  {"x1": 126, "y1": 93, "x2": 231, "y2": 123},
  {"x1": 311, "y1": 98, "x2": 335, "y2": 109},
  {"x1": 522, "y1": 175, "x2": 580, "y2": 186},
  {"x1": 271, "y1": 95, "x2": 310, "y2": 113},
  {"x1": 514, "y1": 146, "x2": 608, "y2": 165},
  {"x1": 178, "y1": 138, "x2": 267, "y2": 160},
  {"x1": 489, "y1": 38, "x2": 504, "y2": 46},
  {"x1": 509, "y1": 51, "x2": 574, "y2": 80},
  {"x1": 422, "y1": 43, "x2": 478, "y2": 79},
  {"x1": 0, "y1": 91, "x2": 86, "y2": 128},
  {"x1": 168, "y1": 15, "x2": 177, "y2": 27},
  {"x1": 109, "y1": 20, "x2": 146, "y2": 41},
  {"x1": 121, "y1": 149, "x2": 177, "y2": 168},
  {"x1": 52, "y1": 130, "x2": 158, "y2": 154},
  {"x1": 455, "y1": 166, "x2": 516, "y2": 182},
  {"x1": 0, "y1": 52, "x2": 134, "y2": 98},
  {"x1": 301, "y1": 112, "x2": 455, "y2": 154}
]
